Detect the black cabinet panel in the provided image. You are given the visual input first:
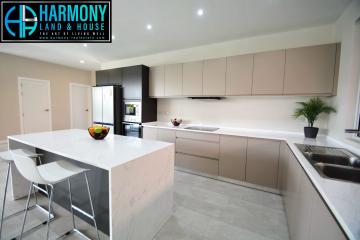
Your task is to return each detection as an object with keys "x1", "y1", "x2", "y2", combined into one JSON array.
[
  {"x1": 96, "y1": 70, "x2": 109, "y2": 86},
  {"x1": 122, "y1": 65, "x2": 143, "y2": 99},
  {"x1": 108, "y1": 68, "x2": 122, "y2": 85}
]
